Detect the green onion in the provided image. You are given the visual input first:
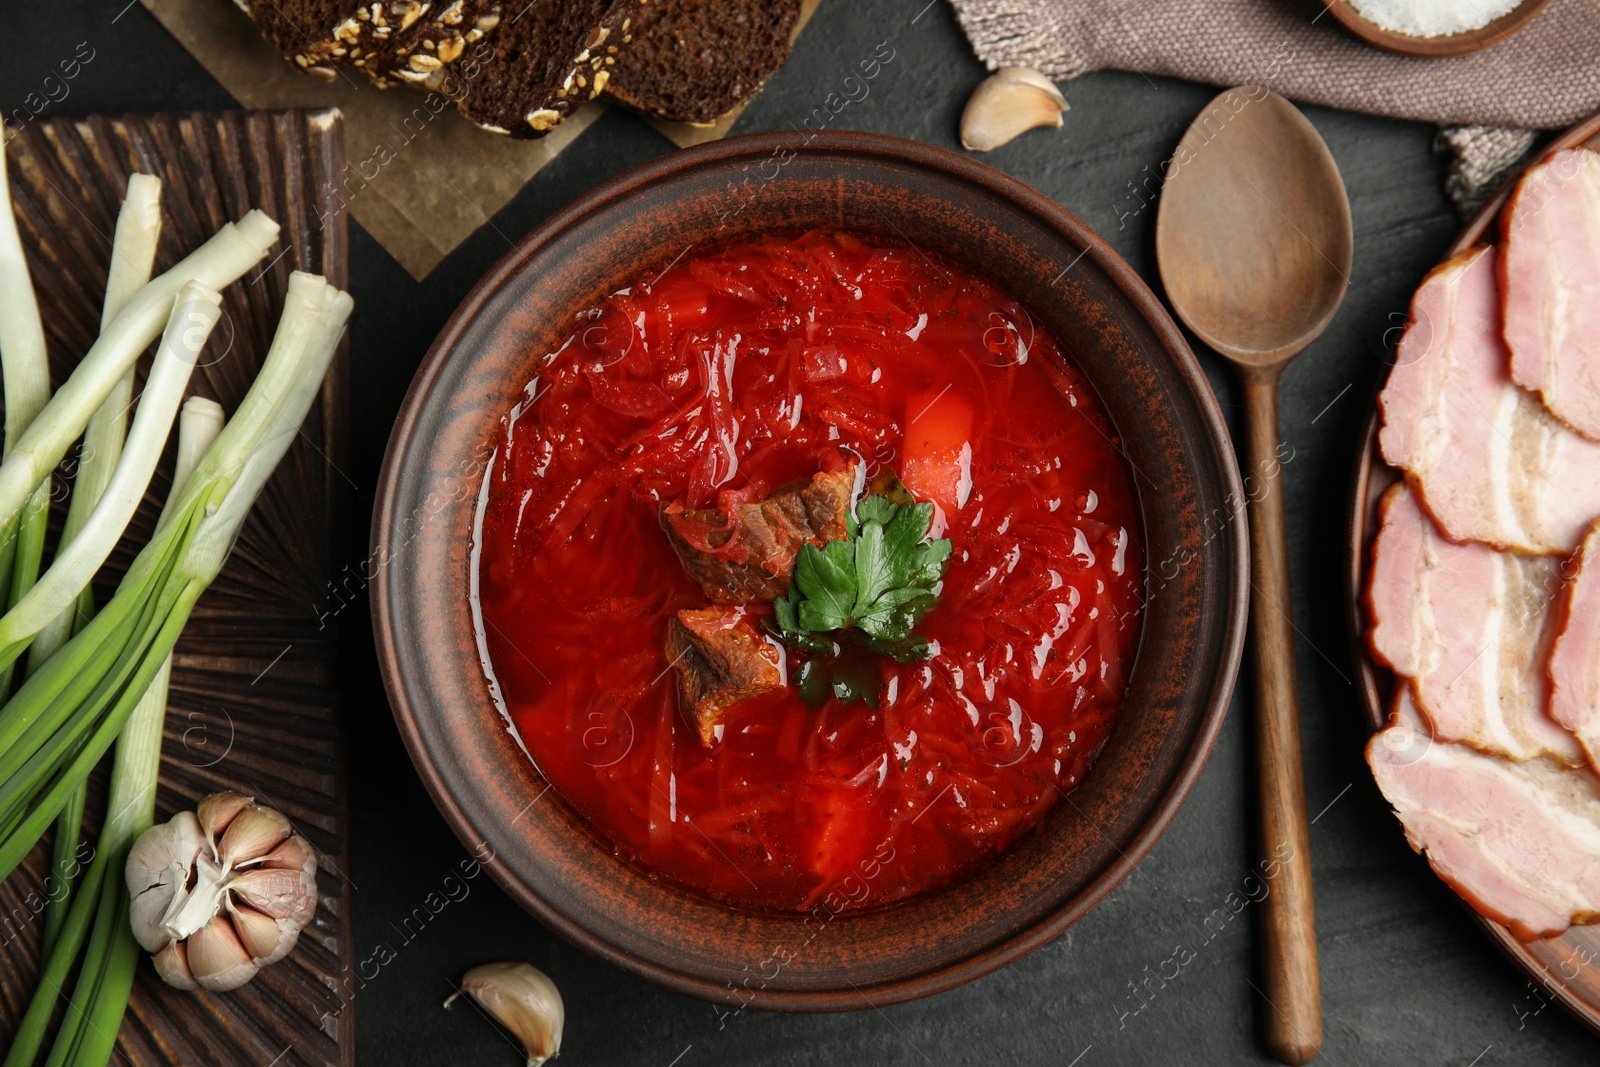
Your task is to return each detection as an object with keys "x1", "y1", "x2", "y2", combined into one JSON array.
[
  {"x1": 0, "y1": 270, "x2": 350, "y2": 886},
  {"x1": 36, "y1": 781, "x2": 82, "y2": 958},
  {"x1": 0, "y1": 139, "x2": 56, "y2": 699},
  {"x1": 30, "y1": 172, "x2": 163, "y2": 672},
  {"x1": 34, "y1": 174, "x2": 163, "y2": 957},
  {"x1": 0, "y1": 206, "x2": 278, "y2": 536},
  {"x1": 1, "y1": 128, "x2": 63, "y2": 956},
  {"x1": 0, "y1": 280, "x2": 220, "y2": 672},
  {"x1": 0, "y1": 485, "x2": 49, "y2": 694},
  {"x1": 28, "y1": 400, "x2": 223, "y2": 1067},
  {"x1": 0, "y1": 272, "x2": 348, "y2": 1067},
  {"x1": 0, "y1": 141, "x2": 51, "y2": 528}
]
